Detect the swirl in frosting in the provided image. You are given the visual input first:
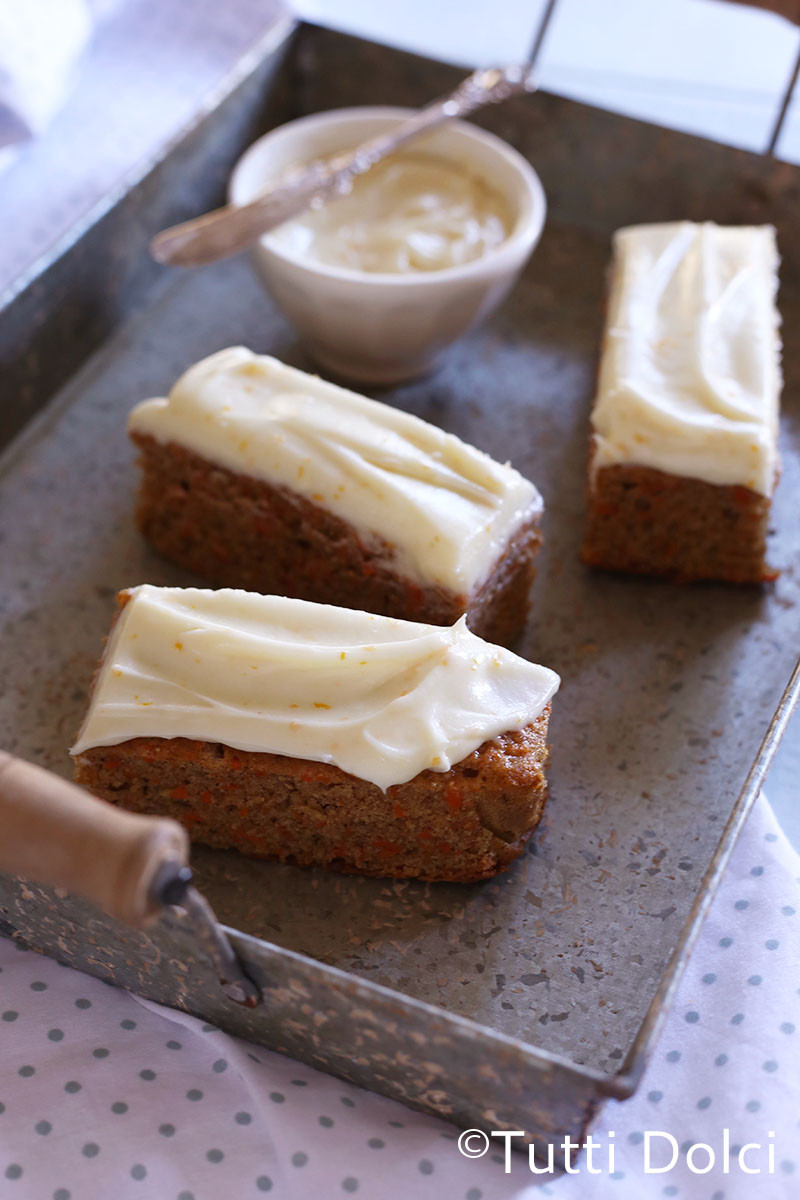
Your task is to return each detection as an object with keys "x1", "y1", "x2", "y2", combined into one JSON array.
[
  {"x1": 71, "y1": 587, "x2": 559, "y2": 791},
  {"x1": 592, "y1": 222, "x2": 781, "y2": 496}
]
